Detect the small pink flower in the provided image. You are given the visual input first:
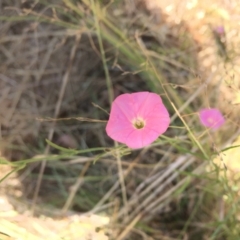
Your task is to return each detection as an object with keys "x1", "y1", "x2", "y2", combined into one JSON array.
[
  {"x1": 199, "y1": 108, "x2": 225, "y2": 130},
  {"x1": 106, "y1": 92, "x2": 170, "y2": 149},
  {"x1": 215, "y1": 26, "x2": 225, "y2": 35}
]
